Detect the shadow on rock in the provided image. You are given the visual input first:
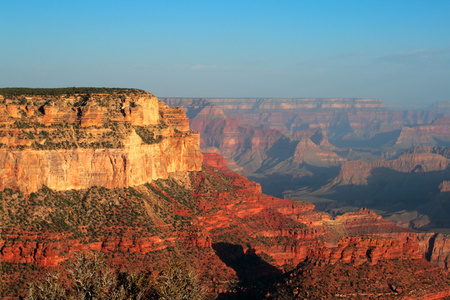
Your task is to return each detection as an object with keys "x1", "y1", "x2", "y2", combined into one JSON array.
[{"x1": 213, "y1": 242, "x2": 282, "y2": 299}]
